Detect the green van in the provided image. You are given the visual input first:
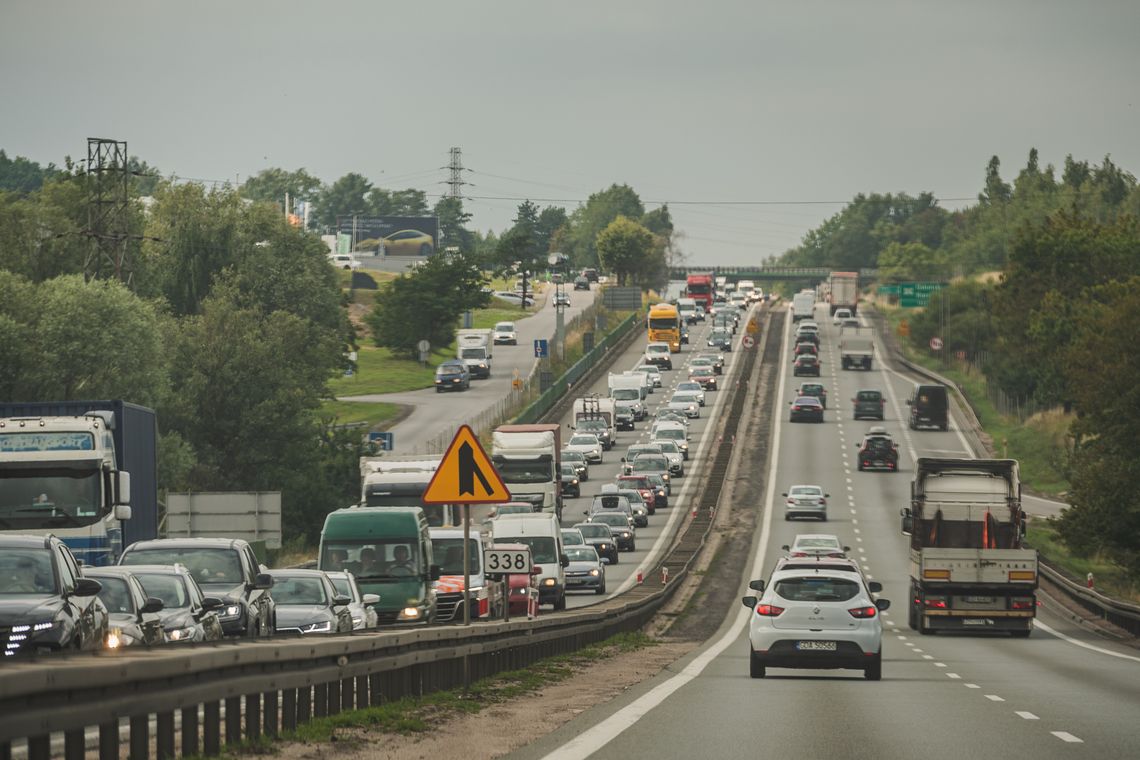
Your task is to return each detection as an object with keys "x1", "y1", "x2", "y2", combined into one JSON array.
[{"x1": 319, "y1": 507, "x2": 439, "y2": 625}]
